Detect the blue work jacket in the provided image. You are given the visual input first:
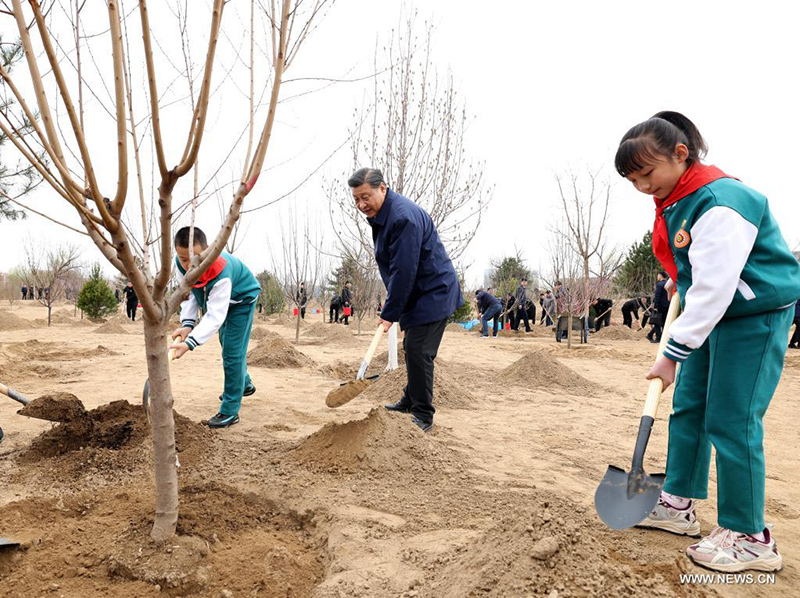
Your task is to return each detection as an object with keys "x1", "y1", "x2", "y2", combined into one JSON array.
[{"x1": 368, "y1": 189, "x2": 462, "y2": 329}]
